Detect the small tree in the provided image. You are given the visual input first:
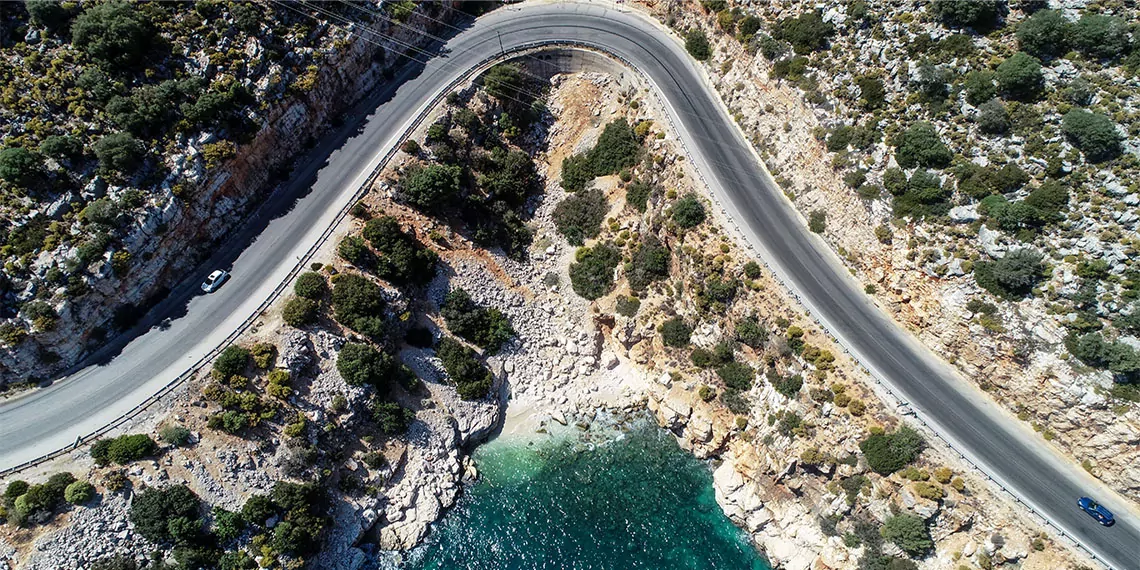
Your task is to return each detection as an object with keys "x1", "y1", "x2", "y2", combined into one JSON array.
[
  {"x1": 1061, "y1": 109, "x2": 1123, "y2": 163},
  {"x1": 294, "y1": 272, "x2": 328, "y2": 299},
  {"x1": 860, "y1": 426, "x2": 925, "y2": 475},
  {"x1": 776, "y1": 9, "x2": 833, "y2": 54},
  {"x1": 336, "y1": 342, "x2": 395, "y2": 389},
  {"x1": 64, "y1": 481, "x2": 96, "y2": 505},
  {"x1": 282, "y1": 297, "x2": 318, "y2": 327},
  {"x1": 976, "y1": 99, "x2": 1011, "y2": 134},
  {"x1": 685, "y1": 29, "x2": 712, "y2": 60},
  {"x1": 93, "y1": 132, "x2": 145, "y2": 175},
  {"x1": 996, "y1": 52, "x2": 1044, "y2": 101},
  {"x1": 72, "y1": 1, "x2": 155, "y2": 69},
  {"x1": 1070, "y1": 14, "x2": 1130, "y2": 60},
  {"x1": 0, "y1": 147, "x2": 43, "y2": 186},
  {"x1": 672, "y1": 194, "x2": 707, "y2": 228},
  {"x1": 963, "y1": 70, "x2": 997, "y2": 106},
  {"x1": 373, "y1": 401, "x2": 415, "y2": 435},
  {"x1": 1016, "y1": 9, "x2": 1069, "y2": 57},
  {"x1": 881, "y1": 514, "x2": 933, "y2": 556},
  {"x1": 400, "y1": 164, "x2": 462, "y2": 212},
  {"x1": 627, "y1": 236, "x2": 671, "y2": 292},
  {"x1": 569, "y1": 243, "x2": 621, "y2": 300},
  {"x1": 930, "y1": 0, "x2": 1001, "y2": 30},
  {"x1": 893, "y1": 123, "x2": 951, "y2": 169},
  {"x1": 129, "y1": 485, "x2": 201, "y2": 544},
  {"x1": 553, "y1": 188, "x2": 608, "y2": 246},
  {"x1": 973, "y1": 248, "x2": 1044, "y2": 299},
  {"x1": 213, "y1": 345, "x2": 250, "y2": 377},
  {"x1": 808, "y1": 210, "x2": 826, "y2": 233},
  {"x1": 660, "y1": 317, "x2": 692, "y2": 348}
]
